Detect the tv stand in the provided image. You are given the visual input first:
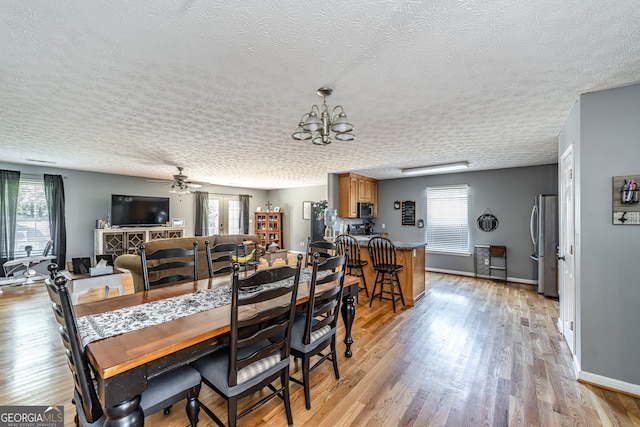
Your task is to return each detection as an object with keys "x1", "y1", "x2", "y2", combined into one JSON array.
[{"x1": 94, "y1": 226, "x2": 185, "y2": 260}]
